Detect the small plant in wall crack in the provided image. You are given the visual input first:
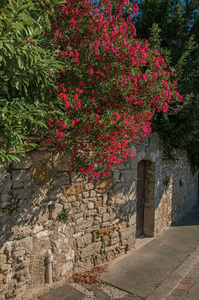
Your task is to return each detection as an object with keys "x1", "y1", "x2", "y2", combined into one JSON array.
[
  {"x1": 6, "y1": 196, "x2": 20, "y2": 215},
  {"x1": 58, "y1": 209, "x2": 69, "y2": 222}
]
